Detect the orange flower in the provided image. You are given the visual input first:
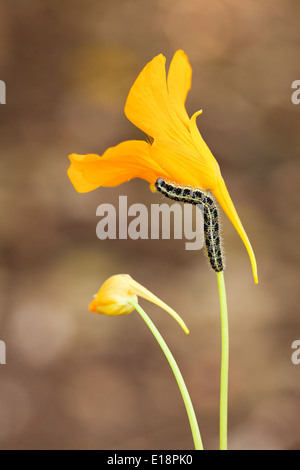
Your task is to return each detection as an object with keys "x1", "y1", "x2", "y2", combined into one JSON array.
[
  {"x1": 89, "y1": 274, "x2": 189, "y2": 333},
  {"x1": 68, "y1": 50, "x2": 258, "y2": 283}
]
